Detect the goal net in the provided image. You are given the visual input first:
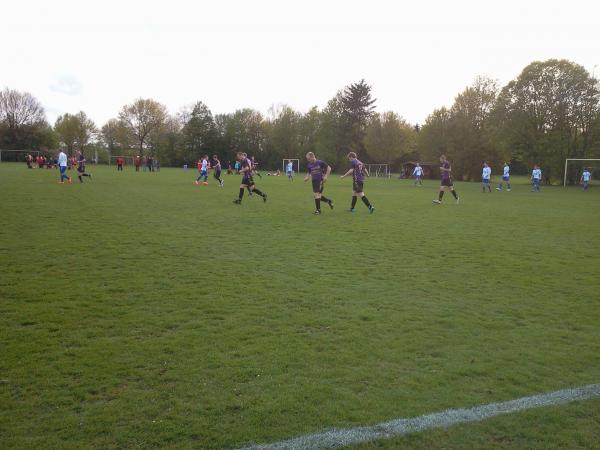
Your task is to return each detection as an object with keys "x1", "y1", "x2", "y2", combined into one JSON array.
[
  {"x1": 282, "y1": 159, "x2": 300, "y2": 174},
  {"x1": 0, "y1": 149, "x2": 41, "y2": 163},
  {"x1": 109, "y1": 156, "x2": 135, "y2": 166},
  {"x1": 563, "y1": 159, "x2": 600, "y2": 186},
  {"x1": 365, "y1": 164, "x2": 390, "y2": 178}
]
